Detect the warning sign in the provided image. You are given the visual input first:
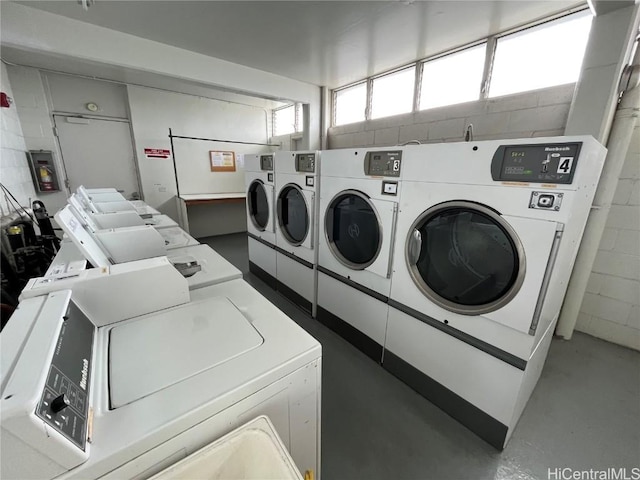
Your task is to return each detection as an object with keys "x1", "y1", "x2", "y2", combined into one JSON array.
[{"x1": 144, "y1": 148, "x2": 171, "y2": 159}]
